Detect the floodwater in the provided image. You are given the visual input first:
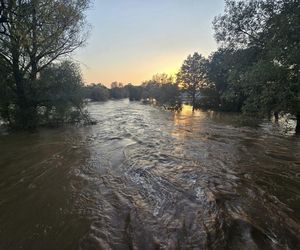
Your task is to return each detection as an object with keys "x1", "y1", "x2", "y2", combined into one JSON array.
[{"x1": 0, "y1": 100, "x2": 299, "y2": 250}]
